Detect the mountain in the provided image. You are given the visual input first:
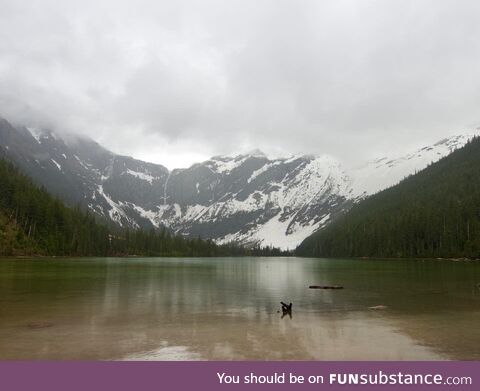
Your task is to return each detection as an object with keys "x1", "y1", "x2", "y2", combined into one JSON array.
[
  {"x1": 0, "y1": 118, "x2": 170, "y2": 229},
  {"x1": 349, "y1": 133, "x2": 476, "y2": 197},
  {"x1": 1, "y1": 116, "x2": 477, "y2": 250},
  {"x1": 0, "y1": 155, "x2": 277, "y2": 257},
  {"x1": 297, "y1": 137, "x2": 480, "y2": 258}
]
